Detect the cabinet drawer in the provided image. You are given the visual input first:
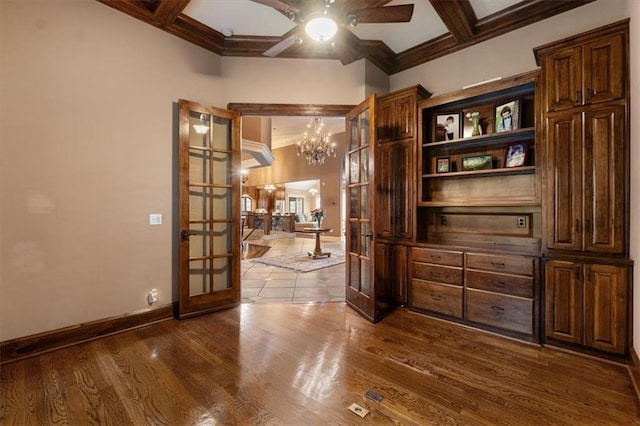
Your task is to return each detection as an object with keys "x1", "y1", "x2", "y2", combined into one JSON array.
[
  {"x1": 466, "y1": 270, "x2": 534, "y2": 299},
  {"x1": 412, "y1": 263, "x2": 463, "y2": 286},
  {"x1": 466, "y1": 253, "x2": 534, "y2": 276},
  {"x1": 411, "y1": 279, "x2": 463, "y2": 318},
  {"x1": 412, "y1": 248, "x2": 463, "y2": 267},
  {"x1": 466, "y1": 289, "x2": 533, "y2": 335}
]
